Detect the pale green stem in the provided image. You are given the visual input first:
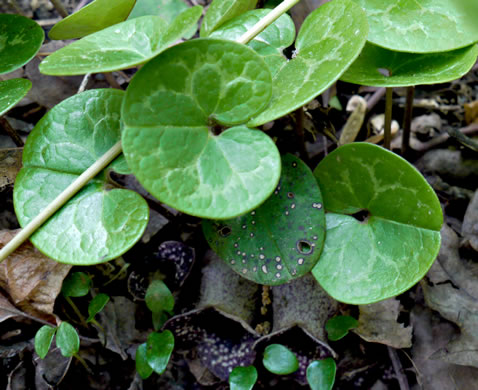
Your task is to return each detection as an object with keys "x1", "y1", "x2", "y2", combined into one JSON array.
[{"x1": 65, "y1": 296, "x2": 88, "y2": 328}]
